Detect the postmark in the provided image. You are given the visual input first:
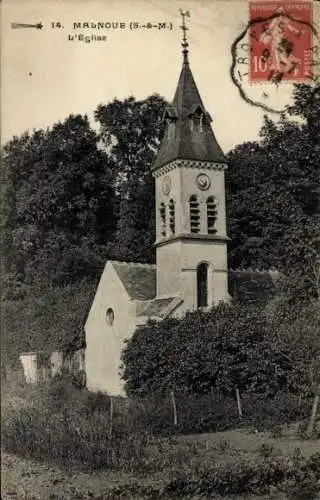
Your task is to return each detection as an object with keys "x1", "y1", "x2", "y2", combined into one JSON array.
[{"x1": 231, "y1": 1, "x2": 319, "y2": 113}]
